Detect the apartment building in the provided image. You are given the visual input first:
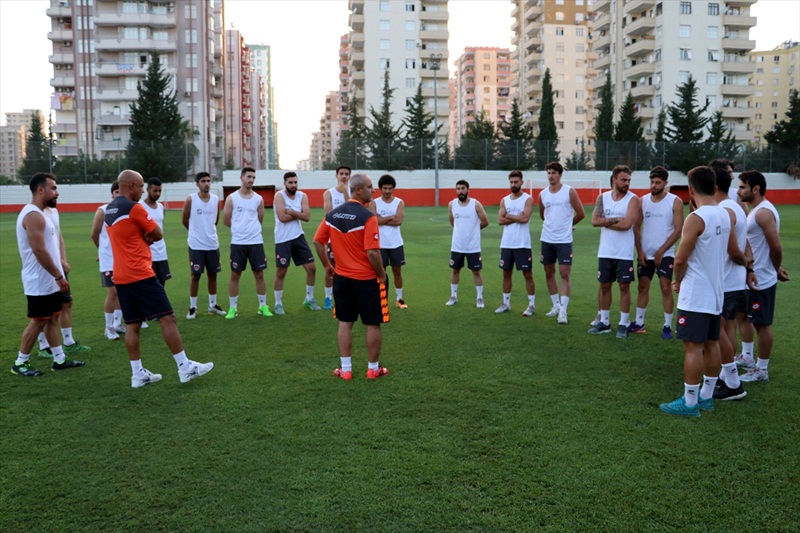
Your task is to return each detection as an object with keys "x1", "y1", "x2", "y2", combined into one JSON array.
[
  {"x1": 1, "y1": 110, "x2": 48, "y2": 179},
  {"x1": 750, "y1": 40, "x2": 800, "y2": 145},
  {"x1": 589, "y1": 0, "x2": 757, "y2": 142},
  {"x1": 224, "y1": 30, "x2": 255, "y2": 168},
  {"x1": 347, "y1": 0, "x2": 450, "y2": 146},
  {"x1": 250, "y1": 44, "x2": 279, "y2": 169},
  {"x1": 309, "y1": 91, "x2": 344, "y2": 170},
  {"x1": 47, "y1": 0, "x2": 226, "y2": 177}
]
